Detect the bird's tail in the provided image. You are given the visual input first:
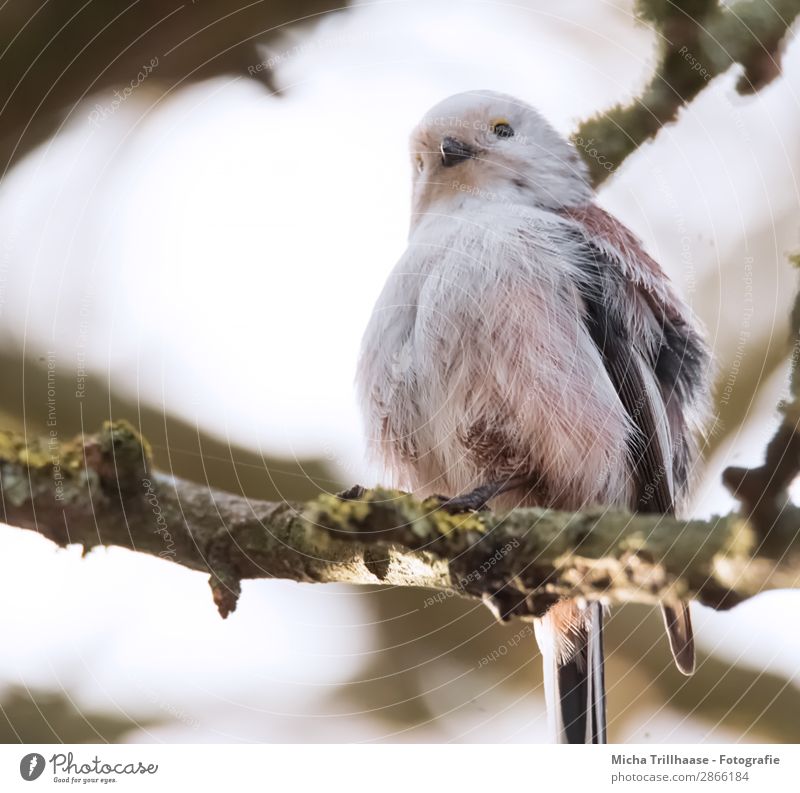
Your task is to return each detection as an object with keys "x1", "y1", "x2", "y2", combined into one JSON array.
[
  {"x1": 661, "y1": 600, "x2": 695, "y2": 675},
  {"x1": 534, "y1": 601, "x2": 606, "y2": 744}
]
